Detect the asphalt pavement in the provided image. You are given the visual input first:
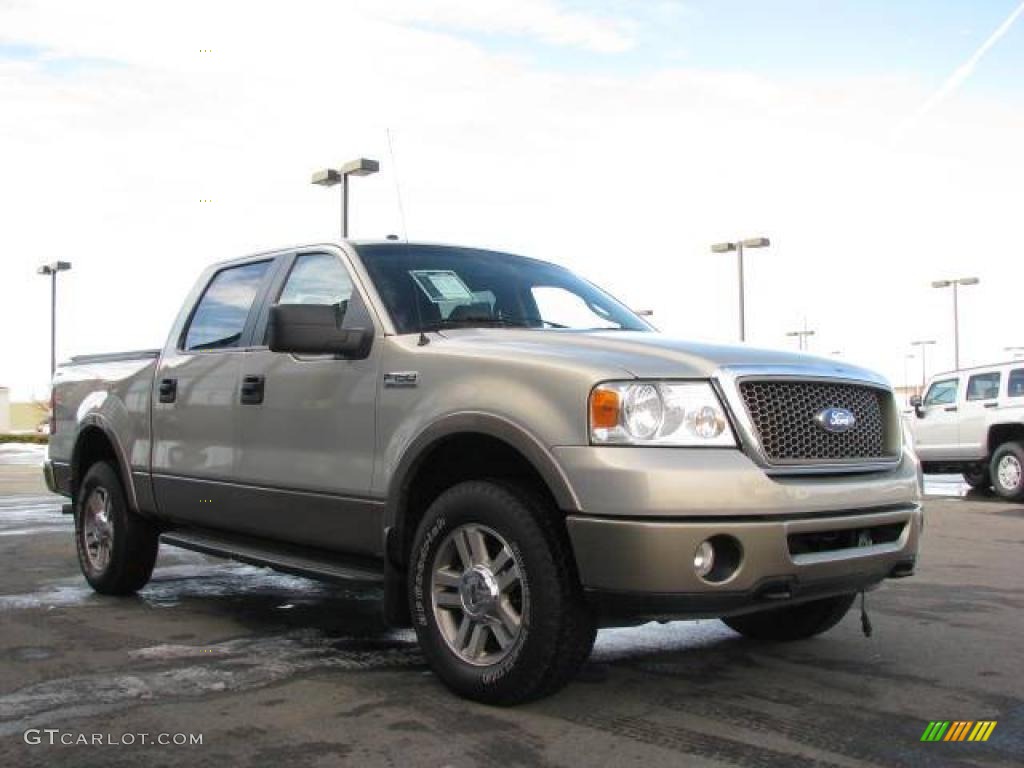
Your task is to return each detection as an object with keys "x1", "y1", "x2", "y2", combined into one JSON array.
[{"x1": 0, "y1": 453, "x2": 1020, "y2": 767}]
